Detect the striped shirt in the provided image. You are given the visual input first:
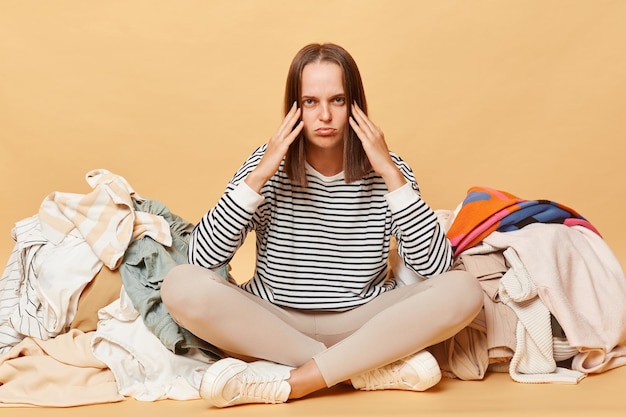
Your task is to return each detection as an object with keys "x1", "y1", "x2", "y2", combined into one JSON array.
[{"x1": 189, "y1": 145, "x2": 452, "y2": 311}]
